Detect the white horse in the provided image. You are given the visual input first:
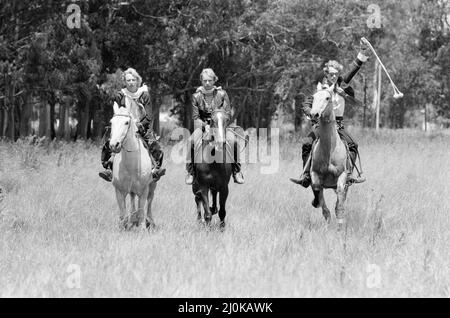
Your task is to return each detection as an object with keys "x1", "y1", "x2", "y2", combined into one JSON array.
[{"x1": 109, "y1": 105, "x2": 157, "y2": 230}]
